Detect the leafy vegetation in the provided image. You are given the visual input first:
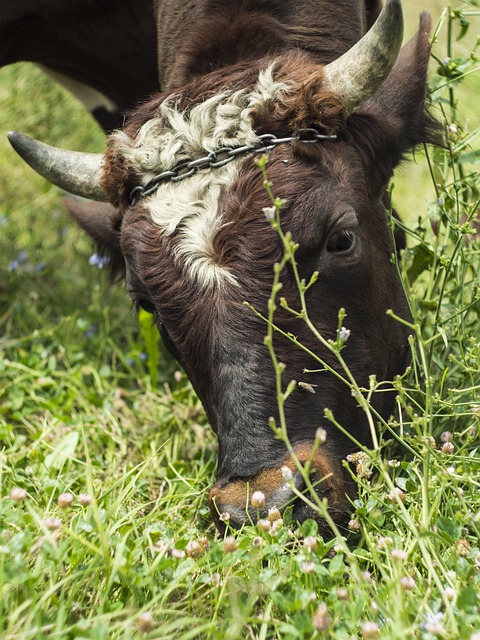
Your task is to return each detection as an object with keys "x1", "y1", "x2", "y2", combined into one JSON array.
[{"x1": 0, "y1": 3, "x2": 479, "y2": 639}]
